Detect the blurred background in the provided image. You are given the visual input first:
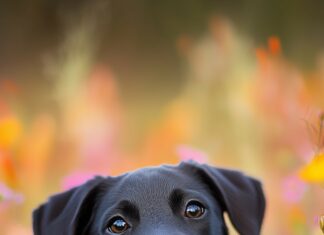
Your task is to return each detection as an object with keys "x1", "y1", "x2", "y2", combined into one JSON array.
[{"x1": 0, "y1": 0, "x2": 324, "y2": 234}]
